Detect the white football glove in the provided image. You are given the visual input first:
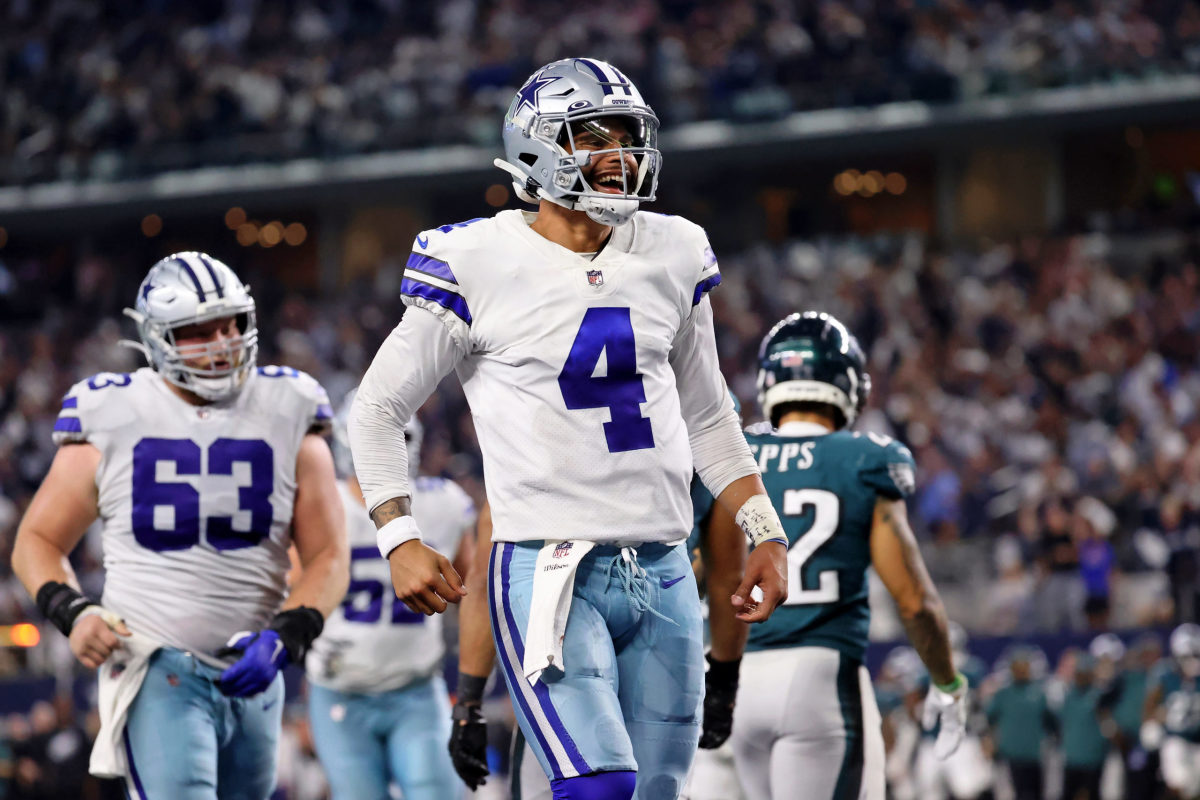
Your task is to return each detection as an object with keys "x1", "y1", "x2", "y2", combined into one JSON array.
[{"x1": 922, "y1": 674, "x2": 968, "y2": 759}]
